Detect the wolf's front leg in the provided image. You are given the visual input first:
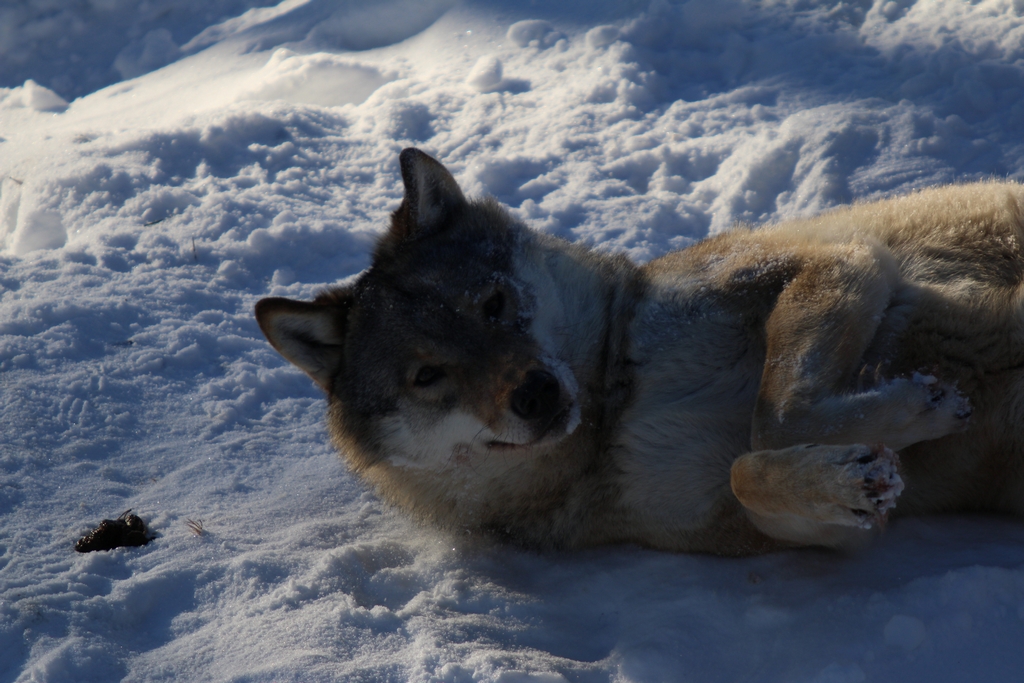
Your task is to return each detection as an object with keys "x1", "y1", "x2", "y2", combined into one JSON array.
[
  {"x1": 752, "y1": 241, "x2": 970, "y2": 451},
  {"x1": 730, "y1": 443, "x2": 904, "y2": 547}
]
